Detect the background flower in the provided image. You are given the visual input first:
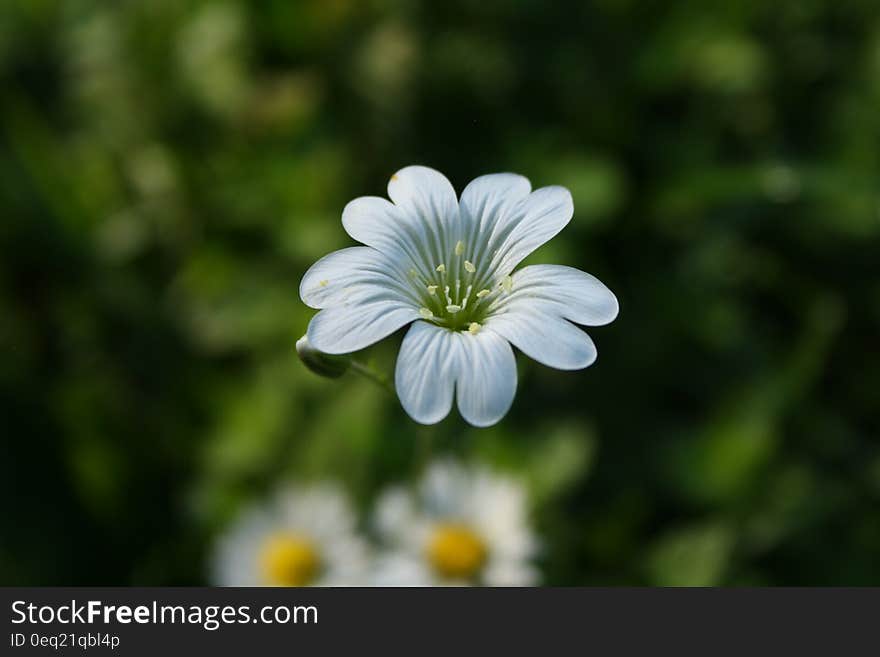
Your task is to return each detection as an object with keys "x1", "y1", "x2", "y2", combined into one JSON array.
[
  {"x1": 372, "y1": 460, "x2": 539, "y2": 586},
  {"x1": 213, "y1": 484, "x2": 370, "y2": 586}
]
